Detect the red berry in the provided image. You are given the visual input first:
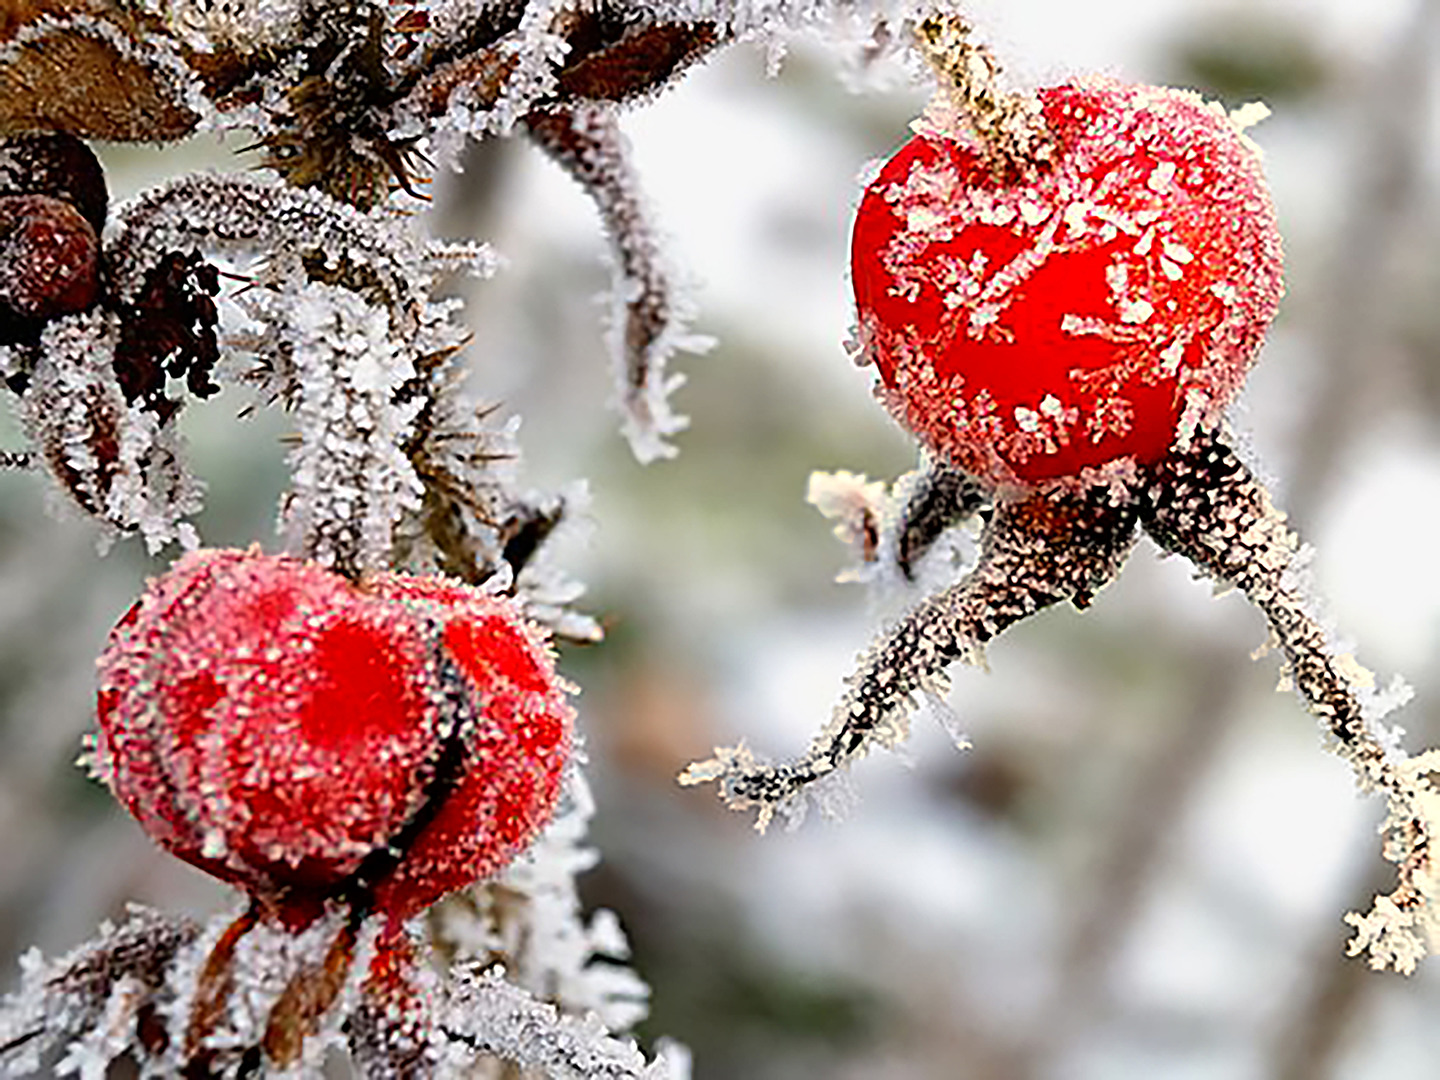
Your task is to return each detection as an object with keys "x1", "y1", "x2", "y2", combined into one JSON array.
[
  {"x1": 94, "y1": 549, "x2": 574, "y2": 927},
  {"x1": 0, "y1": 194, "x2": 101, "y2": 320},
  {"x1": 851, "y1": 78, "x2": 1284, "y2": 488}
]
